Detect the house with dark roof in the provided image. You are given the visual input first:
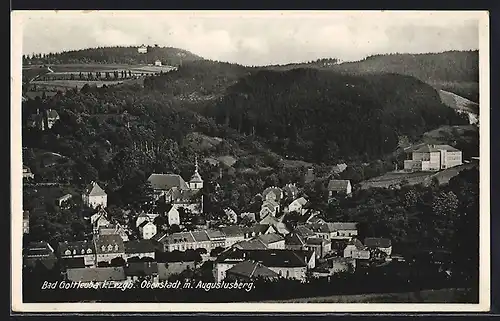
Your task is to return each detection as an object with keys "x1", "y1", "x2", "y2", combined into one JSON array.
[
  {"x1": 404, "y1": 144, "x2": 462, "y2": 172},
  {"x1": 256, "y1": 233, "x2": 285, "y2": 250},
  {"x1": 327, "y1": 179, "x2": 352, "y2": 198},
  {"x1": 206, "y1": 229, "x2": 226, "y2": 249},
  {"x1": 233, "y1": 238, "x2": 267, "y2": 251},
  {"x1": 82, "y1": 181, "x2": 107, "y2": 209},
  {"x1": 61, "y1": 257, "x2": 87, "y2": 269},
  {"x1": 125, "y1": 261, "x2": 159, "y2": 282},
  {"x1": 191, "y1": 230, "x2": 212, "y2": 251},
  {"x1": 225, "y1": 260, "x2": 279, "y2": 282},
  {"x1": 329, "y1": 222, "x2": 358, "y2": 240},
  {"x1": 23, "y1": 241, "x2": 57, "y2": 270},
  {"x1": 91, "y1": 208, "x2": 111, "y2": 234},
  {"x1": 305, "y1": 237, "x2": 332, "y2": 259},
  {"x1": 284, "y1": 232, "x2": 308, "y2": 251},
  {"x1": 98, "y1": 223, "x2": 129, "y2": 242},
  {"x1": 124, "y1": 240, "x2": 156, "y2": 261},
  {"x1": 364, "y1": 237, "x2": 392, "y2": 256},
  {"x1": 66, "y1": 267, "x2": 126, "y2": 283},
  {"x1": 94, "y1": 234, "x2": 125, "y2": 264},
  {"x1": 58, "y1": 240, "x2": 96, "y2": 267},
  {"x1": 214, "y1": 248, "x2": 315, "y2": 282}
]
